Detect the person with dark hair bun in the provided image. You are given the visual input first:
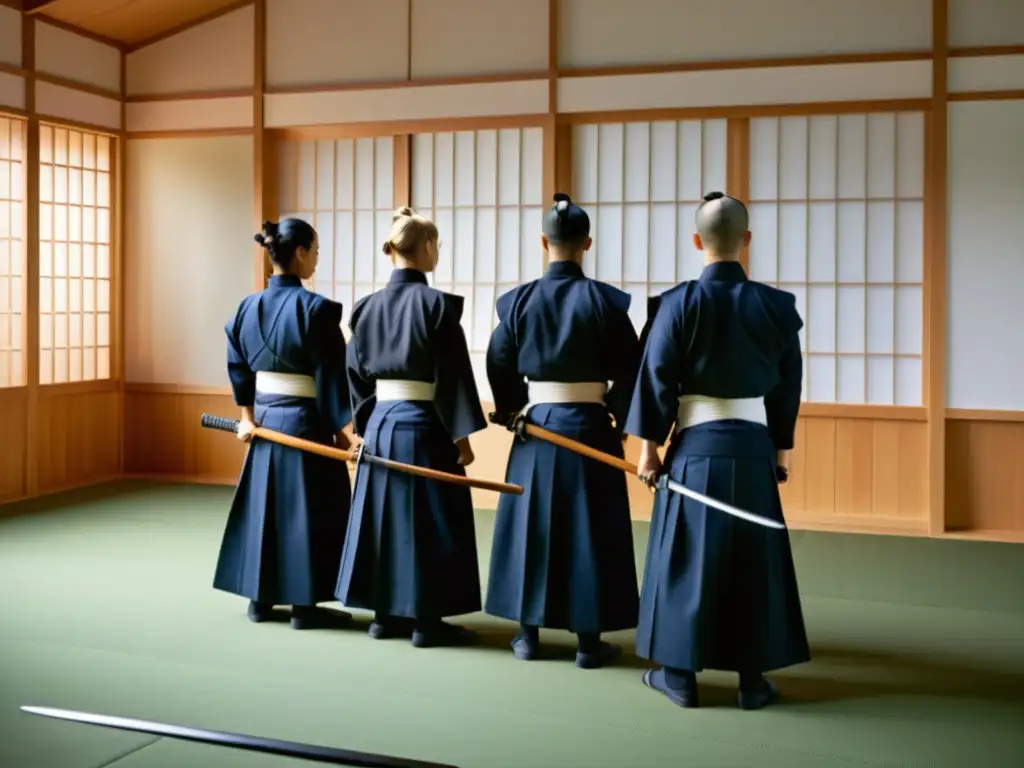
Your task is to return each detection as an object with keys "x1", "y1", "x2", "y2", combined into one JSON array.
[
  {"x1": 334, "y1": 207, "x2": 486, "y2": 649},
  {"x1": 213, "y1": 217, "x2": 354, "y2": 631},
  {"x1": 485, "y1": 193, "x2": 641, "y2": 669},
  {"x1": 625, "y1": 192, "x2": 810, "y2": 710}
]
